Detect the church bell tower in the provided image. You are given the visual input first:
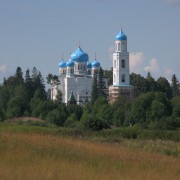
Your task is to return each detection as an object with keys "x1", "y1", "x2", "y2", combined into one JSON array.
[
  {"x1": 109, "y1": 29, "x2": 135, "y2": 103},
  {"x1": 113, "y1": 29, "x2": 130, "y2": 86}
]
